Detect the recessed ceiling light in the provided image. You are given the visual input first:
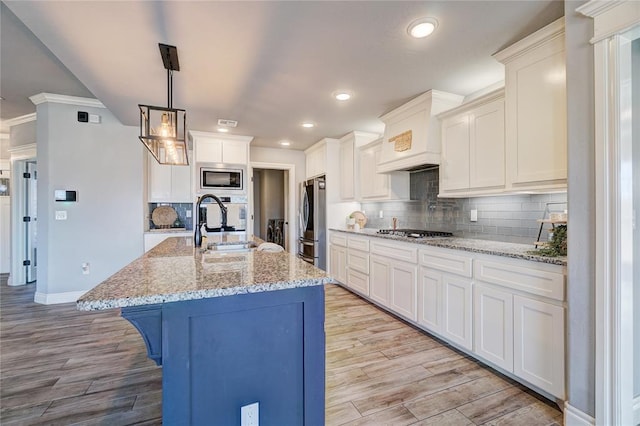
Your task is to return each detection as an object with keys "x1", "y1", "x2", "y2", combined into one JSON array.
[
  {"x1": 217, "y1": 127, "x2": 229, "y2": 133},
  {"x1": 407, "y1": 17, "x2": 438, "y2": 39},
  {"x1": 279, "y1": 140, "x2": 291, "y2": 146},
  {"x1": 301, "y1": 122, "x2": 315, "y2": 128},
  {"x1": 332, "y1": 90, "x2": 352, "y2": 101}
]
